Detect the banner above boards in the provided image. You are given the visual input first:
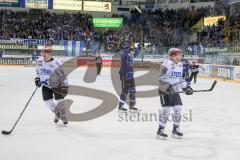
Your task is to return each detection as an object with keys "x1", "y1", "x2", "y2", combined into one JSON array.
[
  {"x1": 25, "y1": 0, "x2": 49, "y2": 9},
  {"x1": 93, "y1": 18, "x2": 123, "y2": 28},
  {"x1": 53, "y1": 0, "x2": 82, "y2": 11},
  {"x1": 0, "y1": 0, "x2": 20, "y2": 7},
  {"x1": 83, "y1": 1, "x2": 111, "y2": 12}
]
